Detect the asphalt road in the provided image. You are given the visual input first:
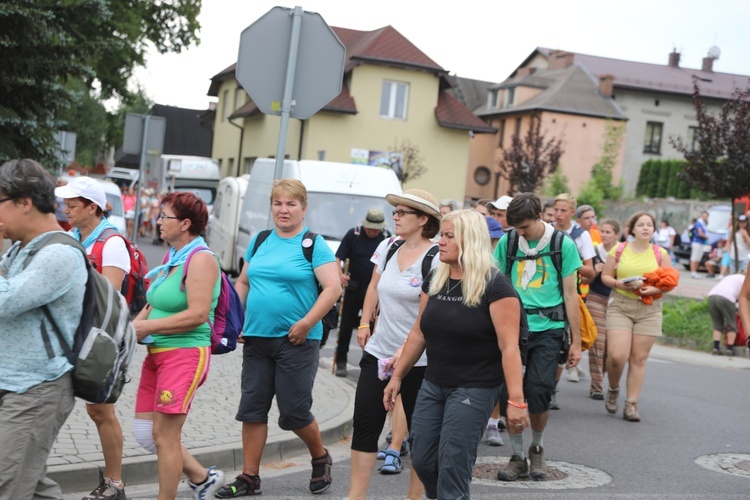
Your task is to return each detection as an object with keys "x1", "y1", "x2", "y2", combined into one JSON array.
[{"x1": 84, "y1": 239, "x2": 750, "y2": 499}]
